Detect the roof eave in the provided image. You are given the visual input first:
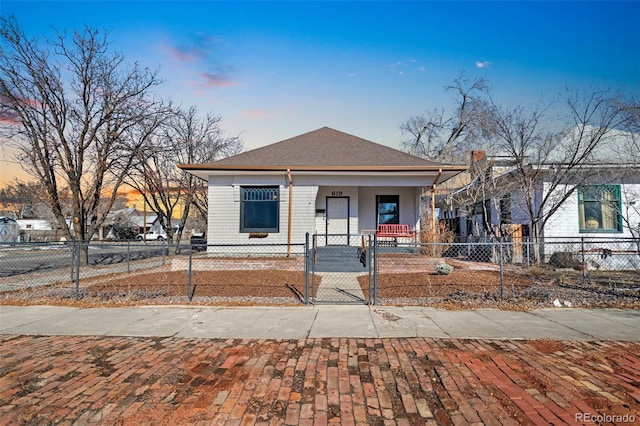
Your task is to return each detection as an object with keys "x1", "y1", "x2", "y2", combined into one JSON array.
[{"x1": 178, "y1": 164, "x2": 468, "y2": 172}]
